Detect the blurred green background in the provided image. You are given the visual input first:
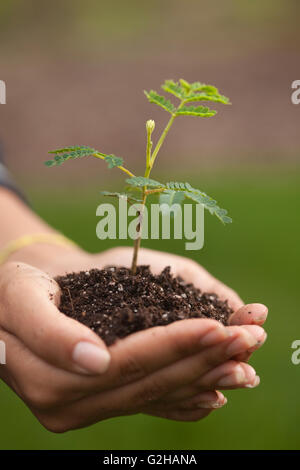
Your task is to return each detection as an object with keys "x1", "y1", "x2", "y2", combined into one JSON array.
[{"x1": 0, "y1": 0, "x2": 300, "y2": 450}]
